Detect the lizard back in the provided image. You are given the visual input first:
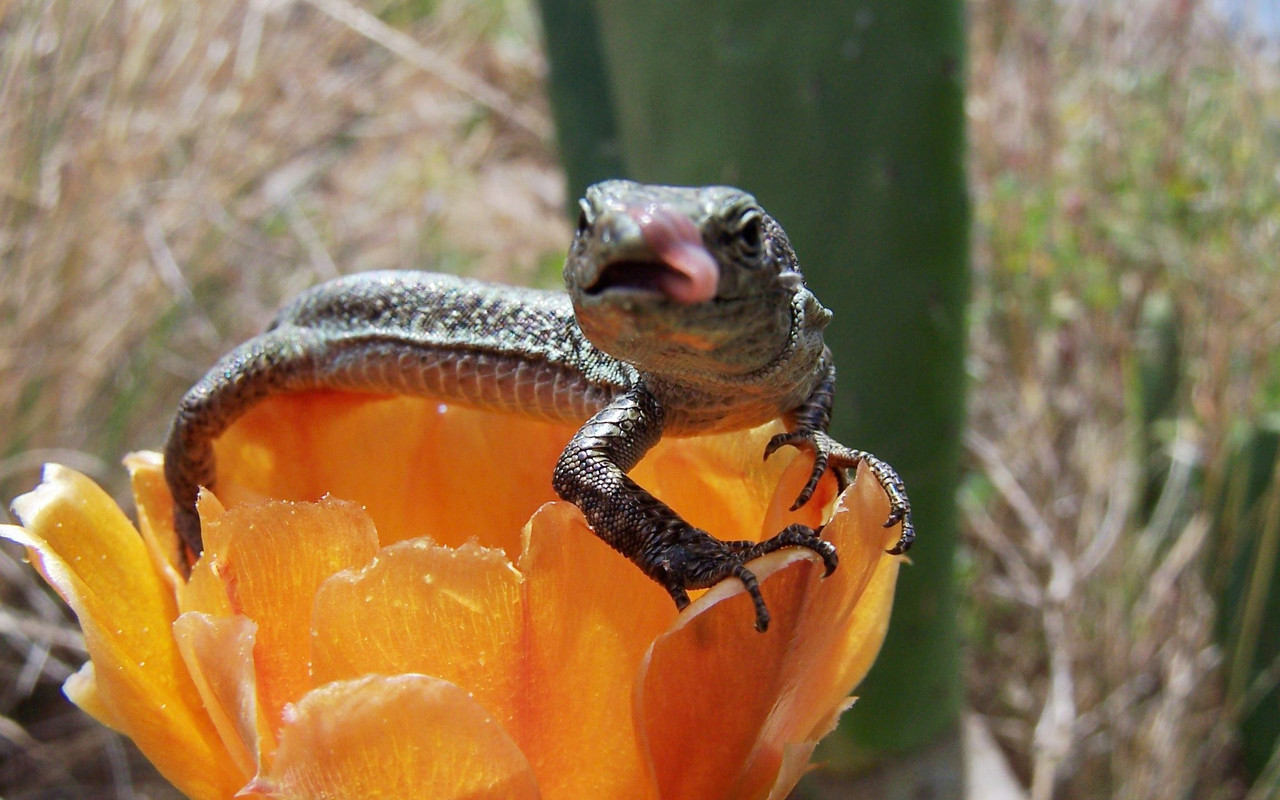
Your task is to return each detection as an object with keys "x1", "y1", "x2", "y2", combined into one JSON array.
[{"x1": 272, "y1": 270, "x2": 632, "y2": 423}]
